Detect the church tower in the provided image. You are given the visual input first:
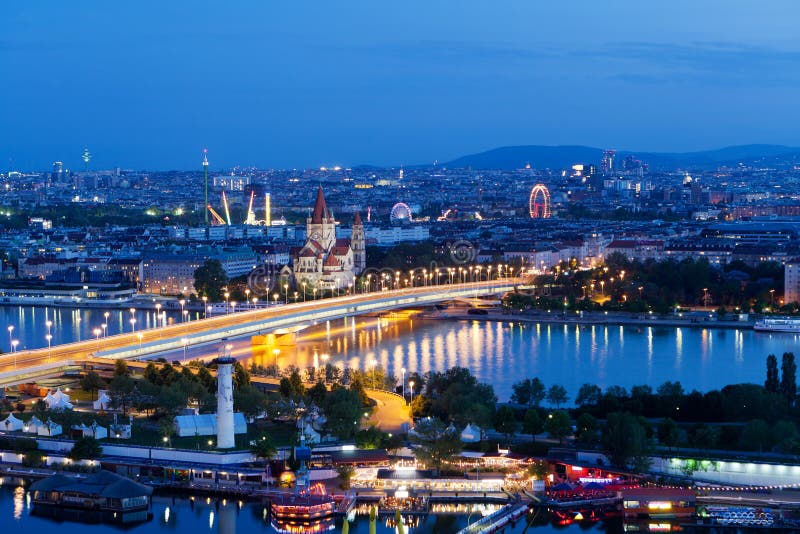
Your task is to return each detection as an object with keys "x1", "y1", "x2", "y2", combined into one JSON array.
[
  {"x1": 306, "y1": 186, "x2": 335, "y2": 251},
  {"x1": 352, "y1": 212, "x2": 366, "y2": 273}
]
